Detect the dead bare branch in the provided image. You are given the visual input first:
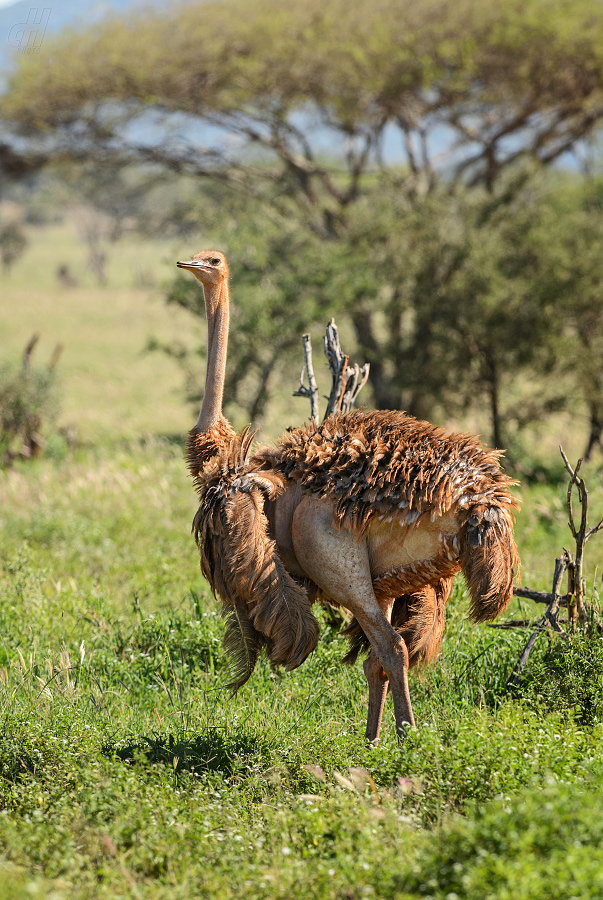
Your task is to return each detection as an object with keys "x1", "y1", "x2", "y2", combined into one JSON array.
[
  {"x1": 546, "y1": 554, "x2": 569, "y2": 634},
  {"x1": 340, "y1": 363, "x2": 371, "y2": 413},
  {"x1": 559, "y1": 445, "x2": 599, "y2": 627},
  {"x1": 292, "y1": 333, "x2": 320, "y2": 422},
  {"x1": 587, "y1": 519, "x2": 603, "y2": 540},
  {"x1": 512, "y1": 585, "x2": 584, "y2": 609},
  {"x1": 294, "y1": 318, "x2": 370, "y2": 424},
  {"x1": 323, "y1": 319, "x2": 370, "y2": 420},
  {"x1": 323, "y1": 319, "x2": 348, "y2": 419},
  {"x1": 513, "y1": 586, "x2": 554, "y2": 604},
  {"x1": 506, "y1": 554, "x2": 568, "y2": 691},
  {"x1": 506, "y1": 446, "x2": 603, "y2": 688}
]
